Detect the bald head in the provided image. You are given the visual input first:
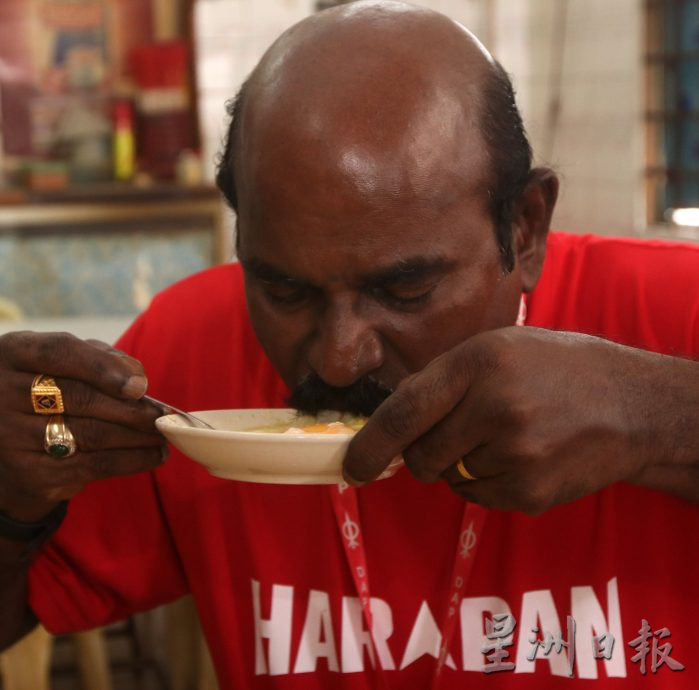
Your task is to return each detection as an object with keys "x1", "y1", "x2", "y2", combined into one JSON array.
[
  {"x1": 252, "y1": 1, "x2": 493, "y2": 114},
  {"x1": 217, "y1": 0, "x2": 533, "y2": 269}
]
